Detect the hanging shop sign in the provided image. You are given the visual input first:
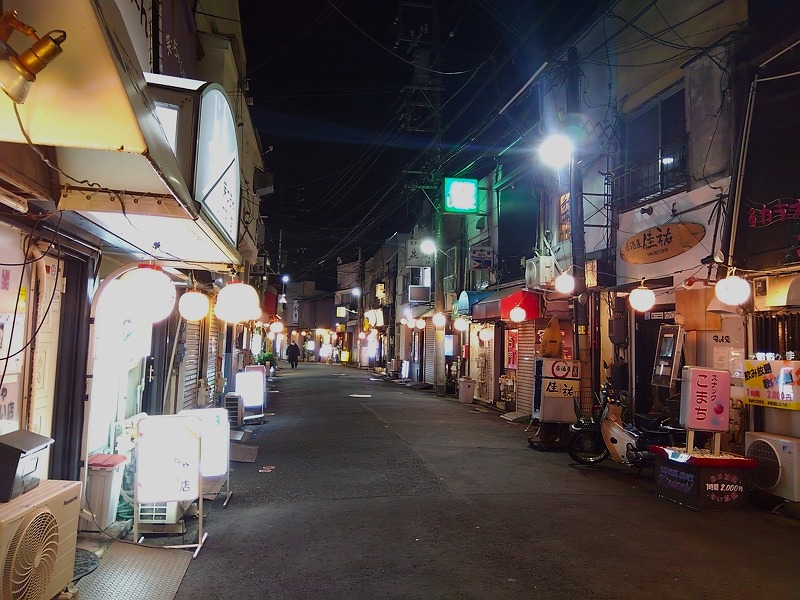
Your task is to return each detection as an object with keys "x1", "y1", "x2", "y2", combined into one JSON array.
[
  {"x1": 443, "y1": 177, "x2": 479, "y2": 214},
  {"x1": 620, "y1": 223, "x2": 706, "y2": 264},
  {"x1": 470, "y1": 247, "x2": 493, "y2": 270},
  {"x1": 406, "y1": 239, "x2": 434, "y2": 267},
  {"x1": 743, "y1": 359, "x2": 800, "y2": 410}
]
